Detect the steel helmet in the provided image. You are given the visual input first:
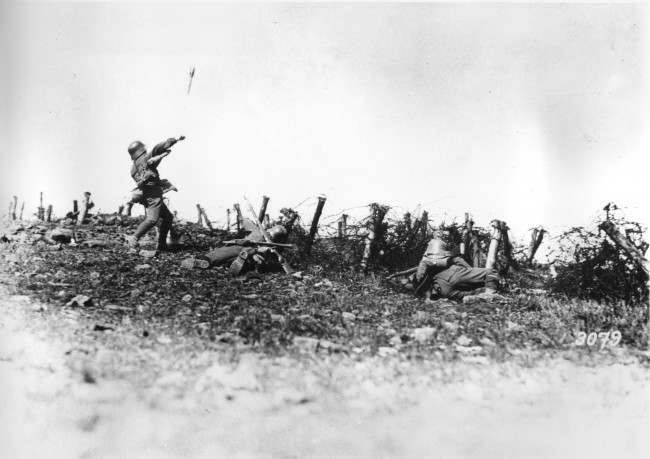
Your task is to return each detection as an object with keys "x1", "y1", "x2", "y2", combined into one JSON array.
[
  {"x1": 128, "y1": 140, "x2": 146, "y2": 159},
  {"x1": 267, "y1": 225, "x2": 288, "y2": 243}
]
